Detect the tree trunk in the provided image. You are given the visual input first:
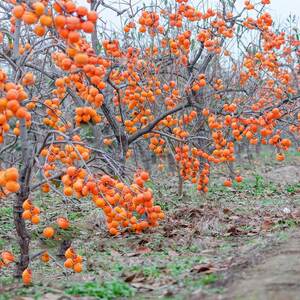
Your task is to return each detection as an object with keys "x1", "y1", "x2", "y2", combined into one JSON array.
[
  {"x1": 177, "y1": 168, "x2": 183, "y2": 197},
  {"x1": 137, "y1": 144, "x2": 152, "y2": 173},
  {"x1": 255, "y1": 143, "x2": 261, "y2": 155},
  {"x1": 57, "y1": 240, "x2": 72, "y2": 257},
  {"x1": 151, "y1": 153, "x2": 157, "y2": 165},
  {"x1": 13, "y1": 170, "x2": 30, "y2": 277},
  {"x1": 167, "y1": 152, "x2": 176, "y2": 174},
  {"x1": 14, "y1": 117, "x2": 32, "y2": 277},
  {"x1": 12, "y1": 14, "x2": 32, "y2": 278},
  {"x1": 235, "y1": 143, "x2": 242, "y2": 161},
  {"x1": 246, "y1": 142, "x2": 253, "y2": 163}
]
